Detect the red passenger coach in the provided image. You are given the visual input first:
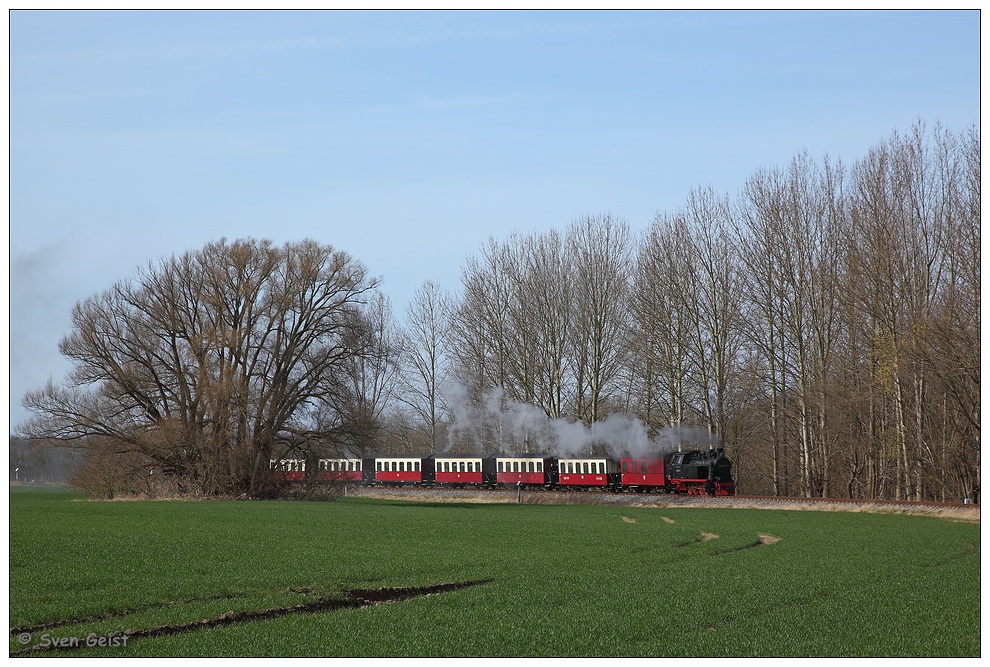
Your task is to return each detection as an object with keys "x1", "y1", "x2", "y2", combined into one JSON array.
[
  {"x1": 435, "y1": 456, "x2": 495, "y2": 487},
  {"x1": 496, "y1": 456, "x2": 552, "y2": 487},
  {"x1": 271, "y1": 459, "x2": 307, "y2": 482},
  {"x1": 558, "y1": 457, "x2": 619, "y2": 489},
  {"x1": 271, "y1": 458, "x2": 363, "y2": 482},
  {"x1": 370, "y1": 456, "x2": 435, "y2": 485},
  {"x1": 315, "y1": 458, "x2": 364, "y2": 482},
  {"x1": 620, "y1": 457, "x2": 666, "y2": 492}
]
